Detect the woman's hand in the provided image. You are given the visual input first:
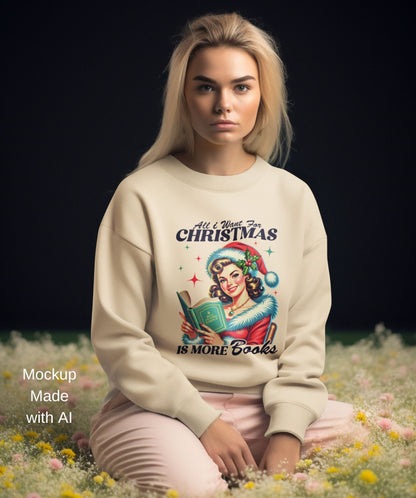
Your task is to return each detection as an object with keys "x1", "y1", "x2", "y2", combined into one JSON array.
[
  {"x1": 179, "y1": 312, "x2": 197, "y2": 340},
  {"x1": 200, "y1": 418, "x2": 257, "y2": 477},
  {"x1": 198, "y1": 323, "x2": 225, "y2": 345},
  {"x1": 259, "y1": 433, "x2": 300, "y2": 475}
]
